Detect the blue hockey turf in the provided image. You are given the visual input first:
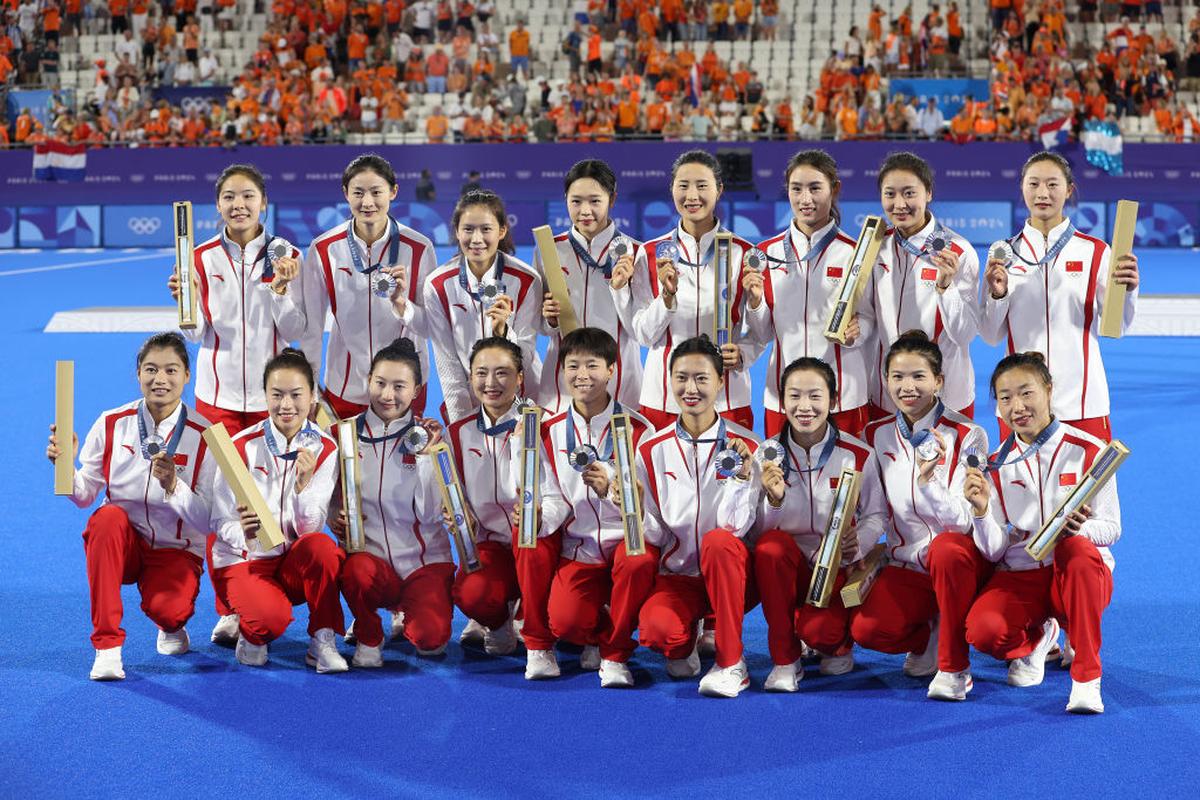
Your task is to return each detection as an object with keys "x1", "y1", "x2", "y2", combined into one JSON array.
[{"x1": 1, "y1": 248, "x2": 1197, "y2": 798}]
